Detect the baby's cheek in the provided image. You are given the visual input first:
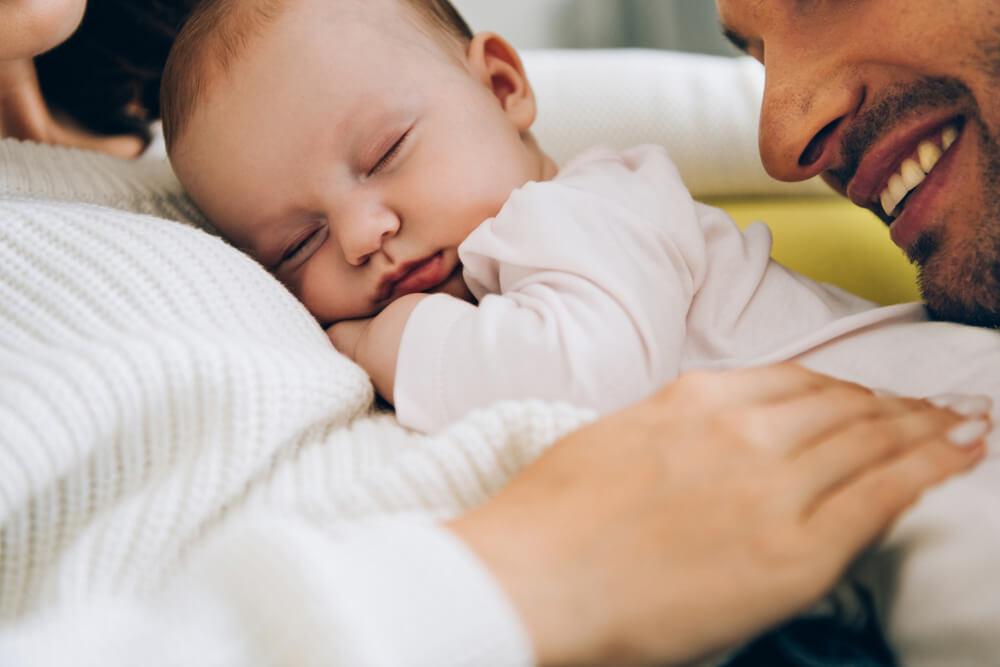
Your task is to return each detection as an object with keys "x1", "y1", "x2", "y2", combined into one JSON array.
[{"x1": 434, "y1": 269, "x2": 476, "y2": 304}]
